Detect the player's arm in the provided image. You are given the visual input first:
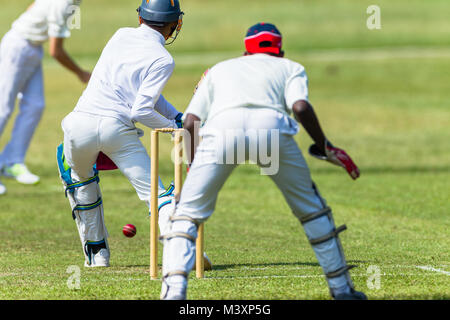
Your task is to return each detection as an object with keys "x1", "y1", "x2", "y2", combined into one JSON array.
[
  {"x1": 155, "y1": 95, "x2": 183, "y2": 127},
  {"x1": 49, "y1": 37, "x2": 91, "y2": 83},
  {"x1": 182, "y1": 69, "x2": 212, "y2": 166},
  {"x1": 132, "y1": 92, "x2": 178, "y2": 129},
  {"x1": 292, "y1": 100, "x2": 326, "y2": 152},
  {"x1": 183, "y1": 113, "x2": 201, "y2": 165},
  {"x1": 292, "y1": 100, "x2": 360, "y2": 180},
  {"x1": 131, "y1": 59, "x2": 179, "y2": 129}
]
